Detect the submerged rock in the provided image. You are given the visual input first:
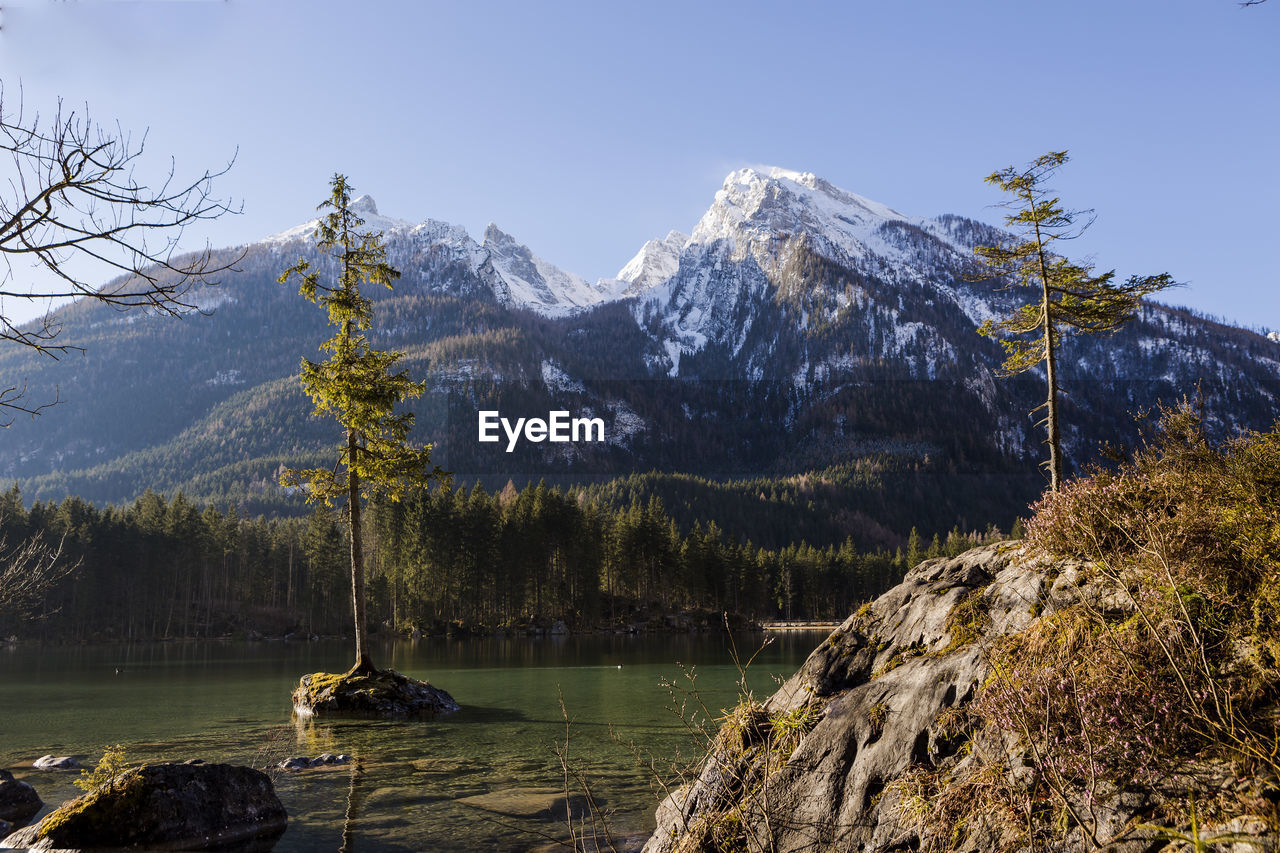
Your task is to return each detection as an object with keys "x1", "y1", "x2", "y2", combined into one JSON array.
[
  {"x1": 0, "y1": 762, "x2": 286, "y2": 850},
  {"x1": 292, "y1": 664, "x2": 458, "y2": 718},
  {"x1": 274, "y1": 753, "x2": 350, "y2": 771},
  {"x1": 31, "y1": 756, "x2": 77, "y2": 771},
  {"x1": 457, "y1": 787, "x2": 589, "y2": 822},
  {"x1": 0, "y1": 770, "x2": 41, "y2": 826}
]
